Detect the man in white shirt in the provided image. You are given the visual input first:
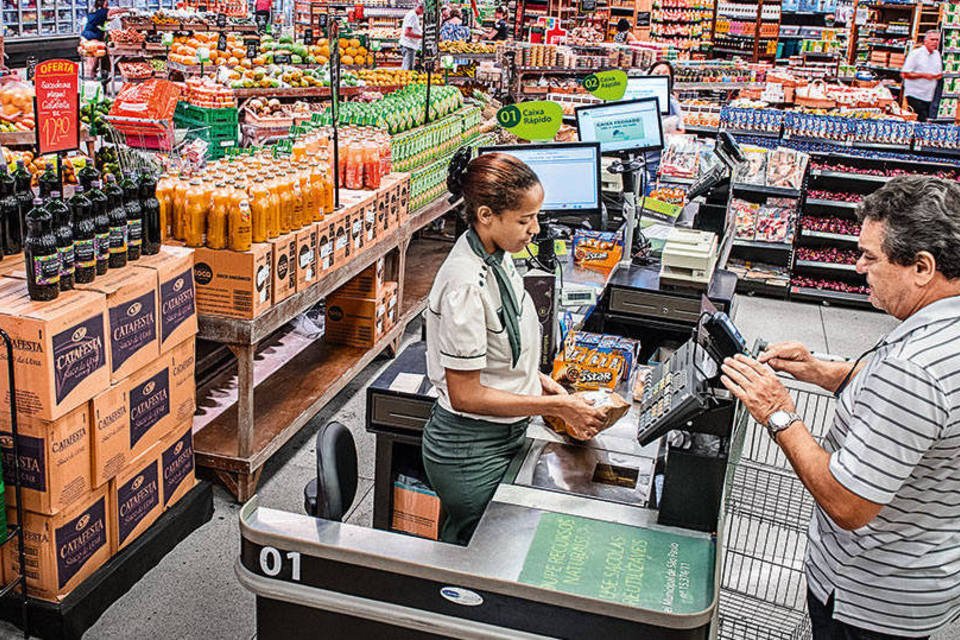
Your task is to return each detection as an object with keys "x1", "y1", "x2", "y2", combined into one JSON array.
[
  {"x1": 901, "y1": 30, "x2": 943, "y2": 122},
  {"x1": 399, "y1": 1, "x2": 423, "y2": 70}
]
